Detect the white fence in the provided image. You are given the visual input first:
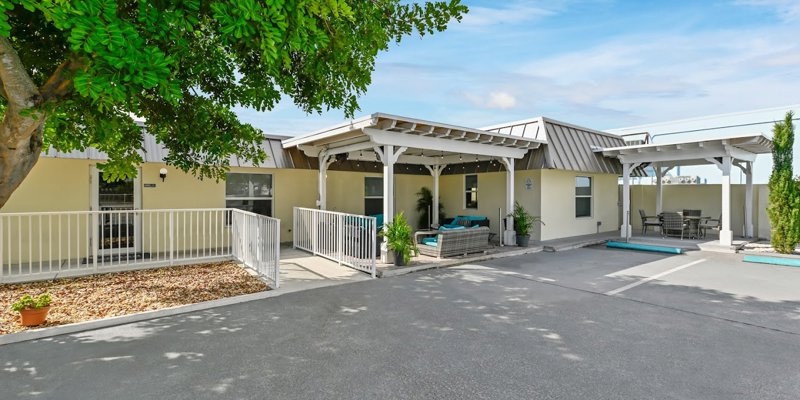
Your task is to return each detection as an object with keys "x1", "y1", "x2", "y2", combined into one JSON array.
[
  {"x1": 293, "y1": 207, "x2": 377, "y2": 277},
  {"x1": 0, "y1": 208, "x2": 280, "y2": 287}
]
